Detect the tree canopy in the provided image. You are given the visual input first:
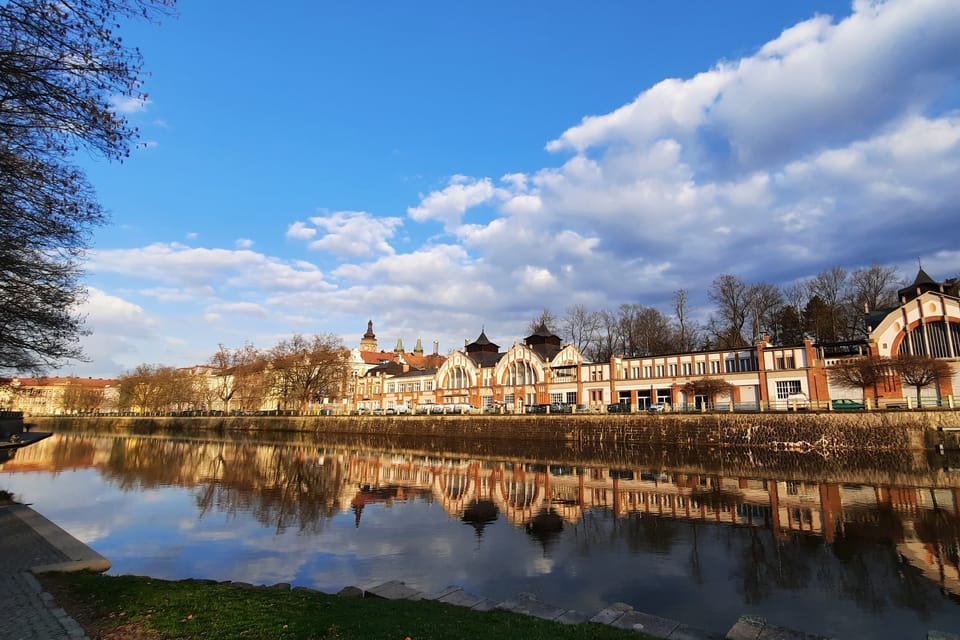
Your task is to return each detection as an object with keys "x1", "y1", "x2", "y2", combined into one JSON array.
[{"x1": 0, "y1": 0, "x2": 173, "y2": 372}]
